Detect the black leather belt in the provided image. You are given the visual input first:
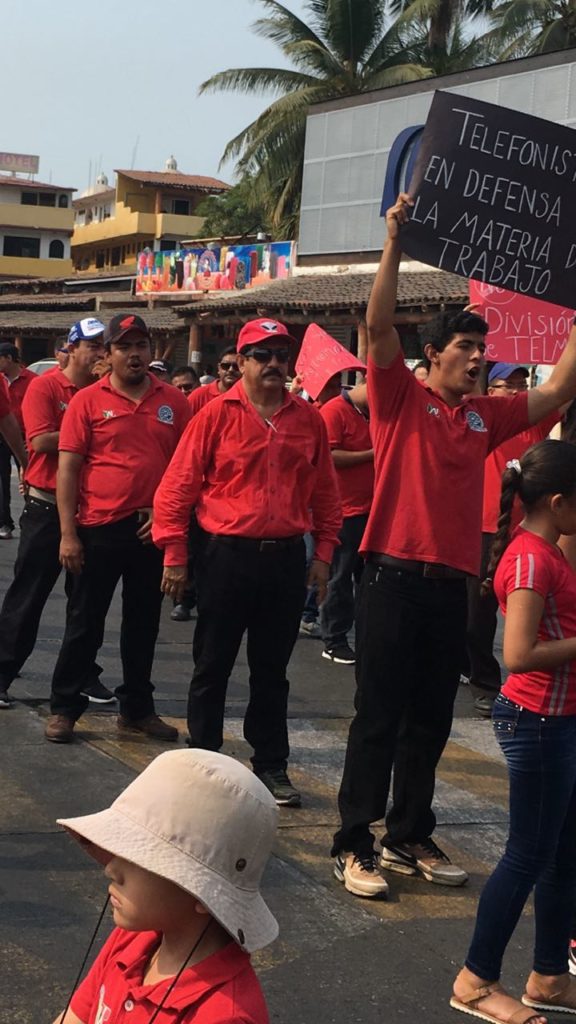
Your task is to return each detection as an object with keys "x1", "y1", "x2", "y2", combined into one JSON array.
[
  {"x1": 208, "y1": 534, "x2": 303, "y2": 552},
  {"x1": 367, "y1": 552, "x2": 468, "y2": 580}
]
